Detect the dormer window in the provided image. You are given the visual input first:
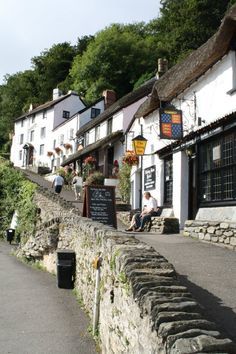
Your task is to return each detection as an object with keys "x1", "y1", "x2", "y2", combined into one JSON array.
[
  {"x1": 91, "y1": 108, "x2": 101, "y2": 119},
  {"x1": 63, "y1": 110, "x2": 70, "y2": 119},
  {"x1": 21, "y1": 120, "x2": 24, "y2": 127},
  {"x1": 43, "y1": 110, "x2": 47, "y2": 119},
  {"x1": 32, "y1": 114, "x2": 35, "y2": 124}
]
